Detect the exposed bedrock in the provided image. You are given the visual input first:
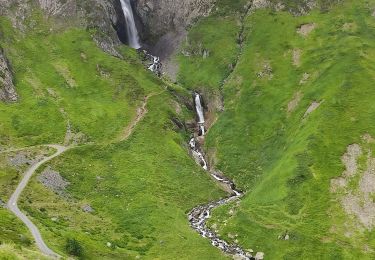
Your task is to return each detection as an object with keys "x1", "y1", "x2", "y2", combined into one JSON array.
[
  {"x1": 134, "y1": 0, "x2": 214, "y2": 57},
  {"x1": 0, "y1": 49, "x2": 18, "y2": 102}
]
